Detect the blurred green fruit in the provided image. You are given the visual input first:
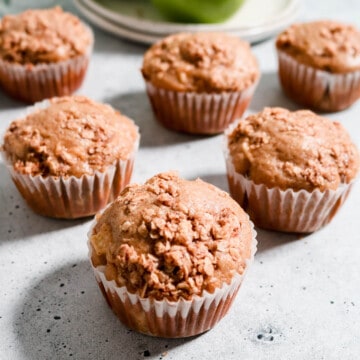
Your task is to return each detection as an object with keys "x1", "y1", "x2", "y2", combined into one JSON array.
[{"x1": 151, "y1": 0, "x2": 246, "y2": 23}]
